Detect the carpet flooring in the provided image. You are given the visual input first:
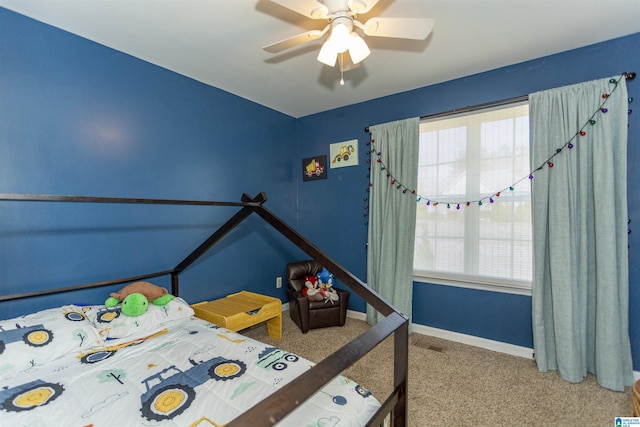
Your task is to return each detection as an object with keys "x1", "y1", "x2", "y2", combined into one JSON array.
[{"x1": 242, "y1": 312, "x2": 633, "y2": 426}]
